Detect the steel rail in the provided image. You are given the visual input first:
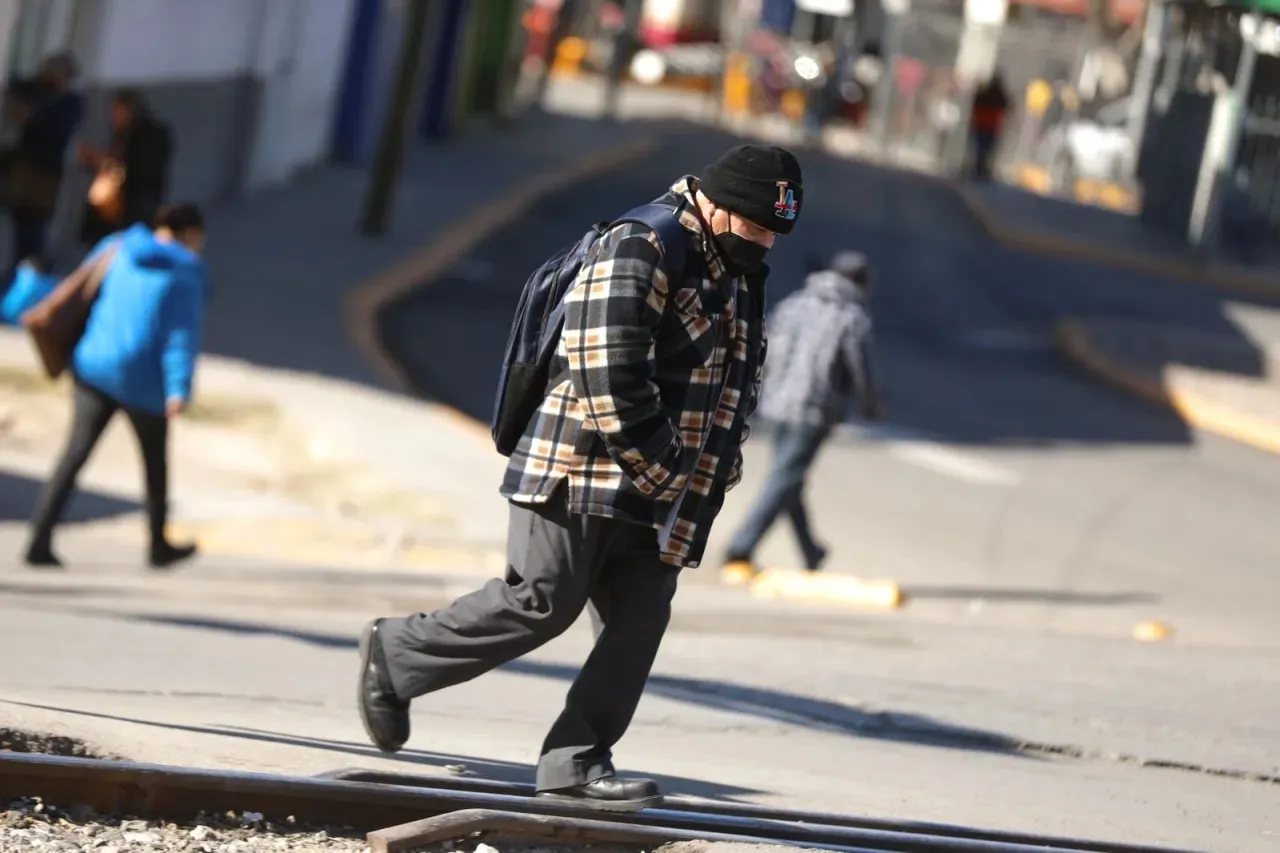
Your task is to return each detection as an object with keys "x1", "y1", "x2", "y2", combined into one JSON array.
[
  {"x1": 366, "y1": 808, "x2": 887, "y2": 853},
  {"x1": 0, "y1": 753, "x2": 1197, "y2": 853},
  {"x1": 316, "y1": 767, "x2": 1197, "y2": 853}
]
